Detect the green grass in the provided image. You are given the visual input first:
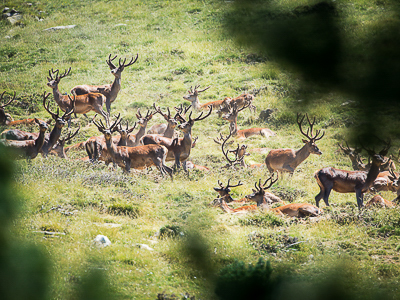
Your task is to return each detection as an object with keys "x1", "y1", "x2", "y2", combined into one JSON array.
[{"x1": 2, "y1": 0, "x2": 400, "y2": 299}]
